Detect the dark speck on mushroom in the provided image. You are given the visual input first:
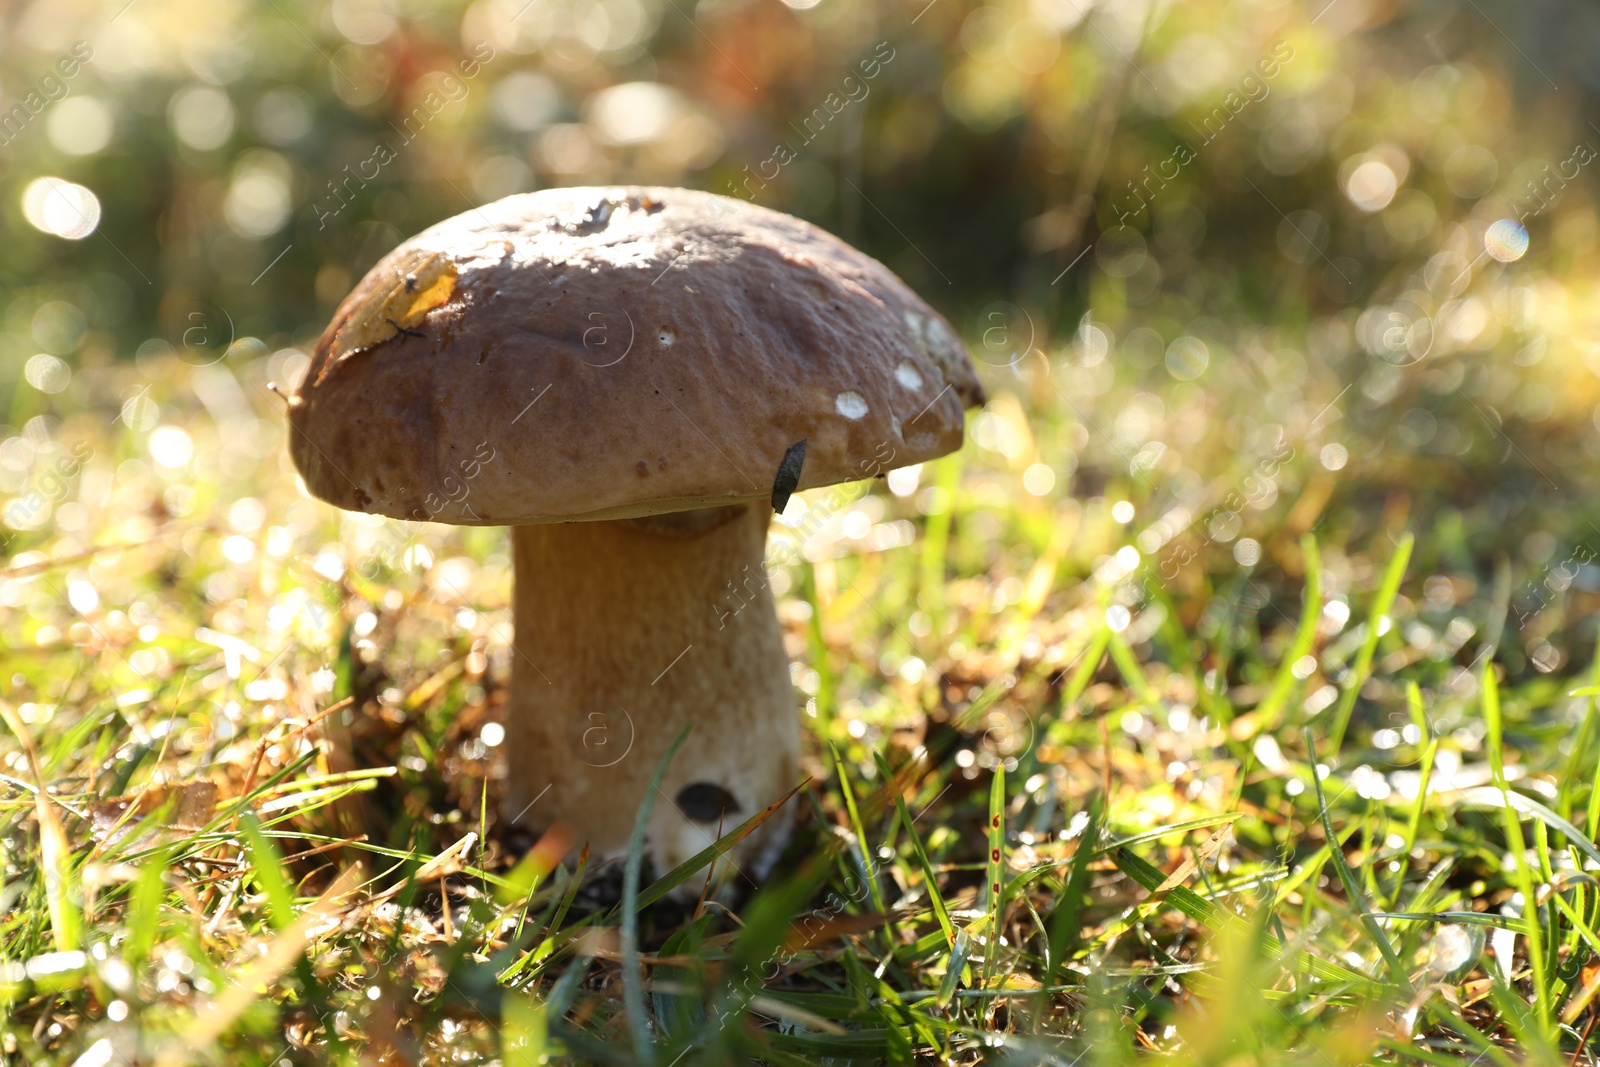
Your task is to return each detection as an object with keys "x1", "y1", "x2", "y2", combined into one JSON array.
[
  {"x1": 676, "y1": 782, "x2": 740, "y2": 823},
  {"x1": 636, "y1": 460, "x2": 650, "y2": 477}
]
